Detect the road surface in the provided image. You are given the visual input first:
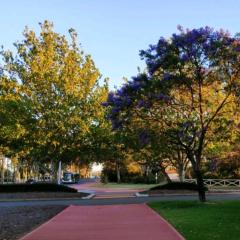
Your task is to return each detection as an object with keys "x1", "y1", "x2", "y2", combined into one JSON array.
[{"x1": 1, "y1": 193, "x2": 240, "y2": 207}]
